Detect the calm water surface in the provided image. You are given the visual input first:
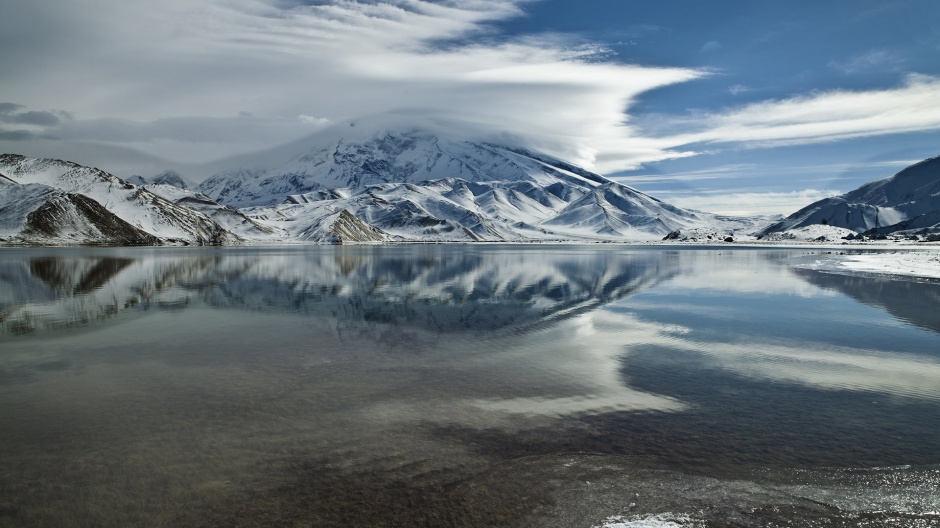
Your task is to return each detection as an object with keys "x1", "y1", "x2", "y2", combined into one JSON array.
[{"x1": 1, "y1": 245, "x2": 938, "y2": 527}]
